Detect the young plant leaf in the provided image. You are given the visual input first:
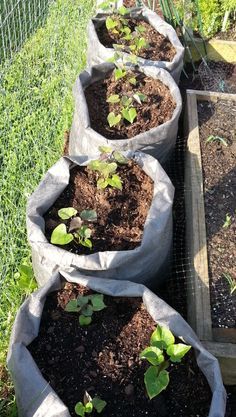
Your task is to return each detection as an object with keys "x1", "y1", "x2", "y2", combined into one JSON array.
[
  {"x1": 91, "y1": 294, "x2": 106, "y2": 311},
  {"x1": 150, "y1": 326, "x2": 175, "y2": 350},
  {"x1": 58, "y1": 207, "x2": 77, "y2": 220},
  {"x1": 77, "y1": 295, "x2": 90, "y2": 307},
  {"x1": 84, "y1": 402, "x2": 93, "y2": 413},
  {"x1": 136, "y1": 24, "x2": 146, "y2": 33},
  {"x1": 69, "y1": 217, "x2": 83, "y2": 232},
  {"x1": 75, "y1": 402, "x2": 85, "y2": 417},
  {"x1": 79, "y1": 315, "x2": 92, "y2": 326},
  {"x1": 121, "y1": 96, "x2": 132, "y2": 107},
  {"x1": 97, "y1": 178, "x2": 109, "y2": 189},
  {"x1": 98, "y1": 146, "x2": 113, "y2": 154},
  {"x1": 206, "y1": 135, "x2": 228, "y2": 146},
  {"x1": 133, "y1": 92, "x2": 147, "y2": 105},
  {"x1": 51, "y1": 224, "x2": 74, "y2": 245},
  {"x1": 106, "y1": 16, "x2": 118, "y2": 30},
  {"x1": 65, "y1": 299, "x2": 80, "y2": 313},
  {"x1": 167, "y1": 343, "x2": 191, "y2": 363},
  {"x1": 118, "y1": 5, "x2": 129, "y2": 15},
  {"x1": 140, "y1": 346, "x2": 165, "y2": 366},
  {"x1": 107, "y1": 94, "x2": 120, "y2": 104},
  {"x1": 77, "y1": 225, "x2": 92, "y2": 239},
  {"x1": 144, "y1": 367, "x2": 169, "y2": 399},
  {"x1": 80, "y1": 210, "x2": 97, "y2": 222},
  {"x1": 107, "y1": 112, "x2": 121, "y2": 127},
  {"x1": 223, "y1": 214, "x2": 231, "y2": 228},
  {"x1": 122, "y1": 107, "x2": 137, "y2": 123},
  {"x1": 80, "y1": 238, "x2": 93, "y2": 249},
  {"x1": 129, "y1": 77, "x2": 137, "y2": 86},
  {"x1": 92, "y1": 397, "x2": 107, "y2": 413},
  {"x1": 107, "y1": 174, "x2": 122, "y2": 190},
  {"x1": 81, "y1": 304, "x2": 94, "y2": 317},
  {"x1": 113, "y1": 151, "x2": 129, "y2": 164},
  {"x1": 114, "y1": 68, "x2": 126, "y2": 81}
]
